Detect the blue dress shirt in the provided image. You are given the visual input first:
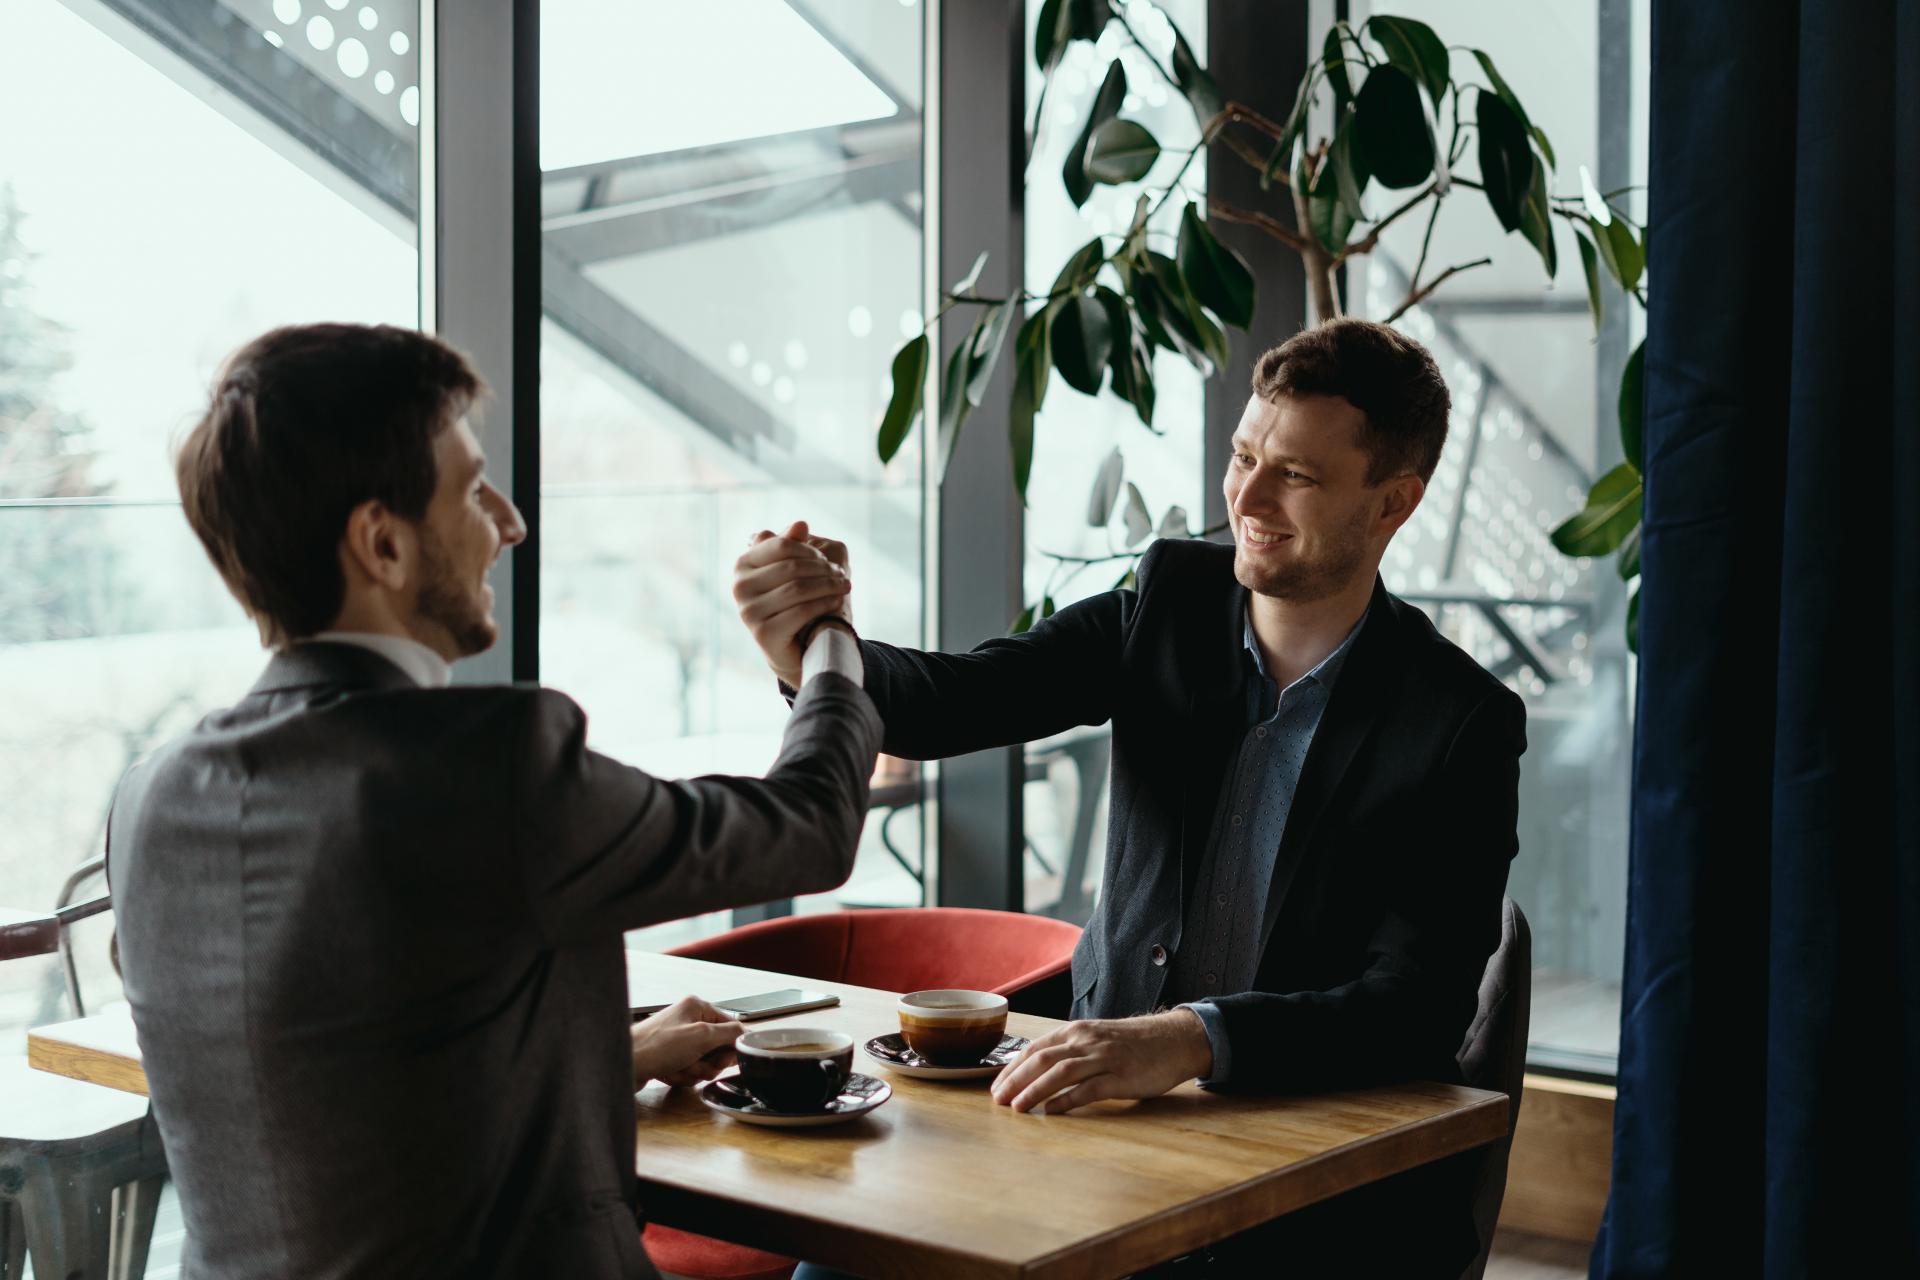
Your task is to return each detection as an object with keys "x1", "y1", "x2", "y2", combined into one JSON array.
[{"x1": 1167, "y1": 604, "x2": 1365, "y2": 1085}]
